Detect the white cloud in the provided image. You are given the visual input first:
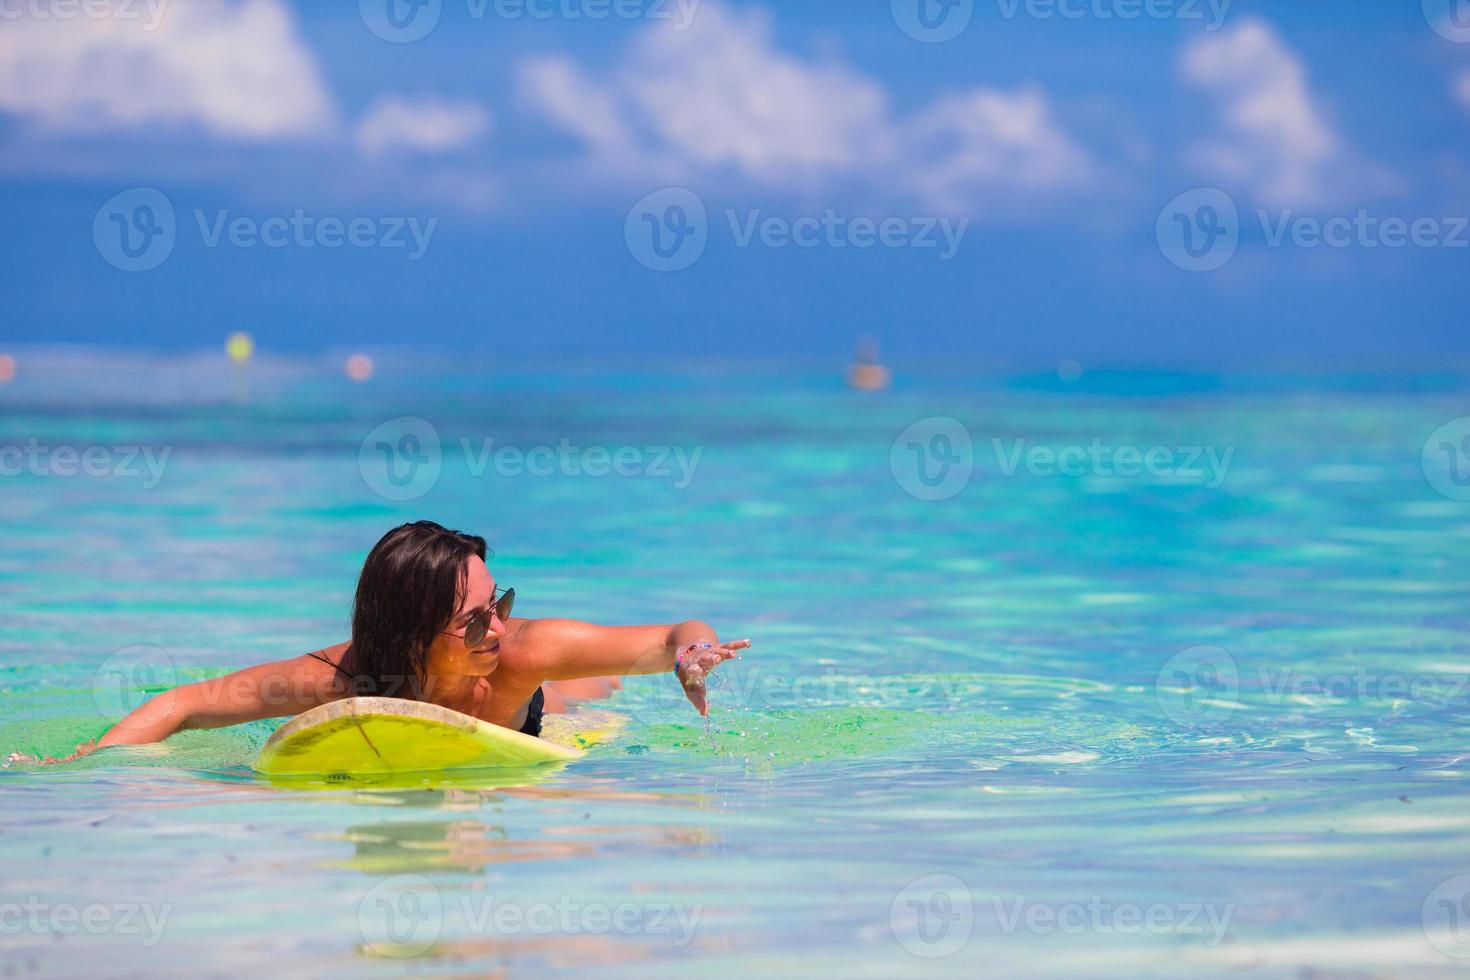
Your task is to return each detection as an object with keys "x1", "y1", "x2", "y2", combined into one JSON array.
[
  {"x1": 518, "y1": 57, "x2": 642, "y2": 167},
  {"x1": 906, "y1": 88, "x2": 1094, "y2": 212},
  {"x1": 356, "y1": 97, "x2": 491, "y2": 155},
  {"x1": 613, "y1": 4, "x2": 896, "y2": 181},
  {"x1": 0, "y1": 0, "x2": 335, "y2": 140},
  {"x1": 517, "y1": 4, "x2": 895, "y2": 185},
  {"x1": 516, "y1": 0, "x2": 1091, "y2": 212},
  {"x1": 1179, "y1": 17, "x2": 1378, "y2": 207}
]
